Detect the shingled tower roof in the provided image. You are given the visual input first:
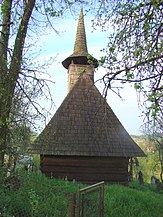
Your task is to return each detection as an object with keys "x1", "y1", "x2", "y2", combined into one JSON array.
[
  {"x1": 62, "y1": 9, "x2": 98, "y2": 69},
  {"x1": 33, "y1": 75, "x2": 145, "y2": 157},
  {"x1": 32, "y1": 10, "x2": 145, "y2": 158}
]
